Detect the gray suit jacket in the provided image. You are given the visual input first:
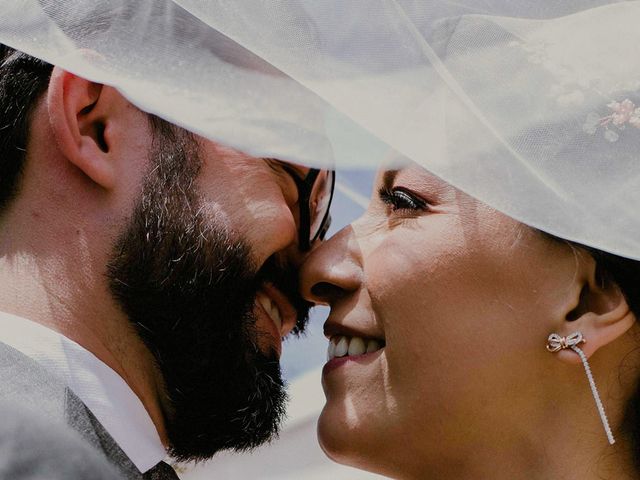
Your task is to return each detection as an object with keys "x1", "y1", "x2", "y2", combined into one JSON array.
[{"x1": 0, "y1": 341, "x2": 147, "y2": 479}]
